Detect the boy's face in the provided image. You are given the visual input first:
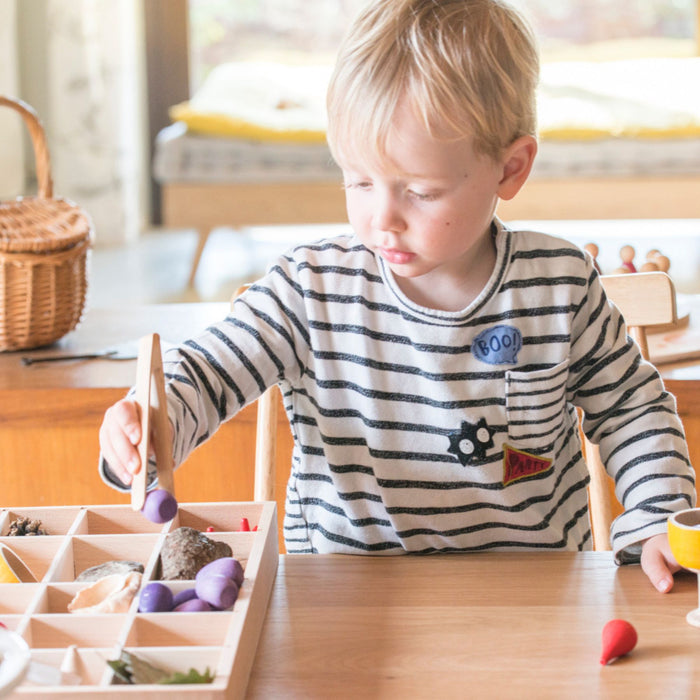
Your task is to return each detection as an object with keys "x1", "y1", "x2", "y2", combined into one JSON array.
[{"x1": 337, "y1": 101, "x2": 508, "y2": 306}]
